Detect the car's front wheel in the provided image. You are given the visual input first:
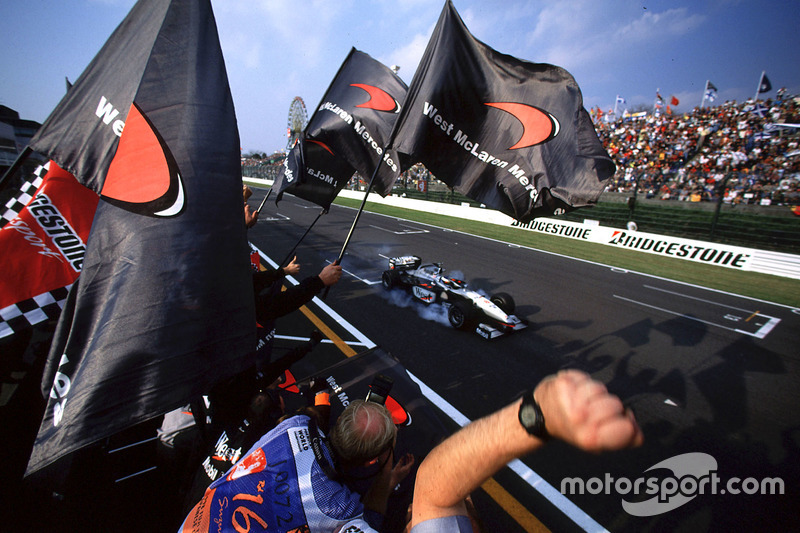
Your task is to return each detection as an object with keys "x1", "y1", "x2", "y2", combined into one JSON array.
[
  {"x1": 382, "y1": 270, "x2": 398, "y2": 290},
  {"x1": 491, "y1": 292, "x2": 515, "y2": 314},
  {"x1": 448, "y1": 301, "x2": 475, "y2": 330}
]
